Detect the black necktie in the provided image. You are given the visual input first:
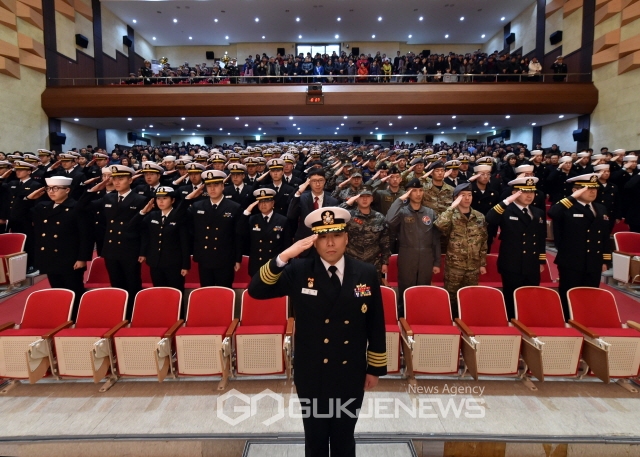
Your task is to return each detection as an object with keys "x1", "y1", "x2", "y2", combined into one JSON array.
[
  {"x1": 264, "y1": 215, "x2": 269, "y2": 224},
  {"x1": 118, "y1": 195, "x2": 124, "y2": 204},
  {"x1": 285, "y1": 177, "x2": 290, "y2": 184},
  {"x1": 275, "y1": 186, "x2": 279, "y2": 193},
  {"x1": 235, "y1": 187, "x2": 240, "y2": 194},
  {"x1": 585, "y1": 204, "x2": 595, "y2": 220},
  {"x1": 328, "y1": 265, "x2": 341, "y2": 296},
  {"x1": 161, "y1": 215, "x2": 166, "y2": 225},
  {"x1": 212, "y1": 203, "x2": 218, "y2": 210},
  {"x1": 522, "y1": 207, "x2": 531, "y2": 223}
]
